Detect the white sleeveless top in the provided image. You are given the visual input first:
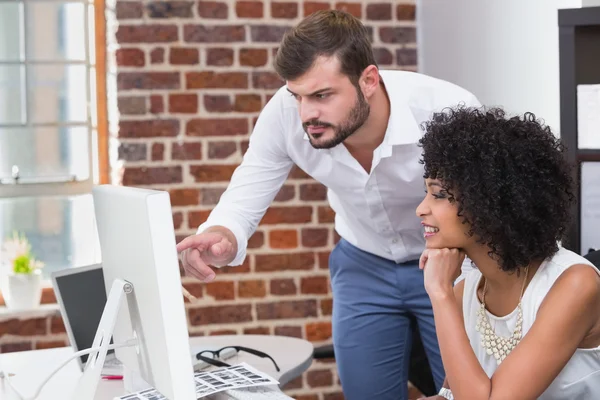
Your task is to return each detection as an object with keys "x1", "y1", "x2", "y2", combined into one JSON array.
[{"x1": 463, "y1": 247, "x2": 600, "y2": 399}]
